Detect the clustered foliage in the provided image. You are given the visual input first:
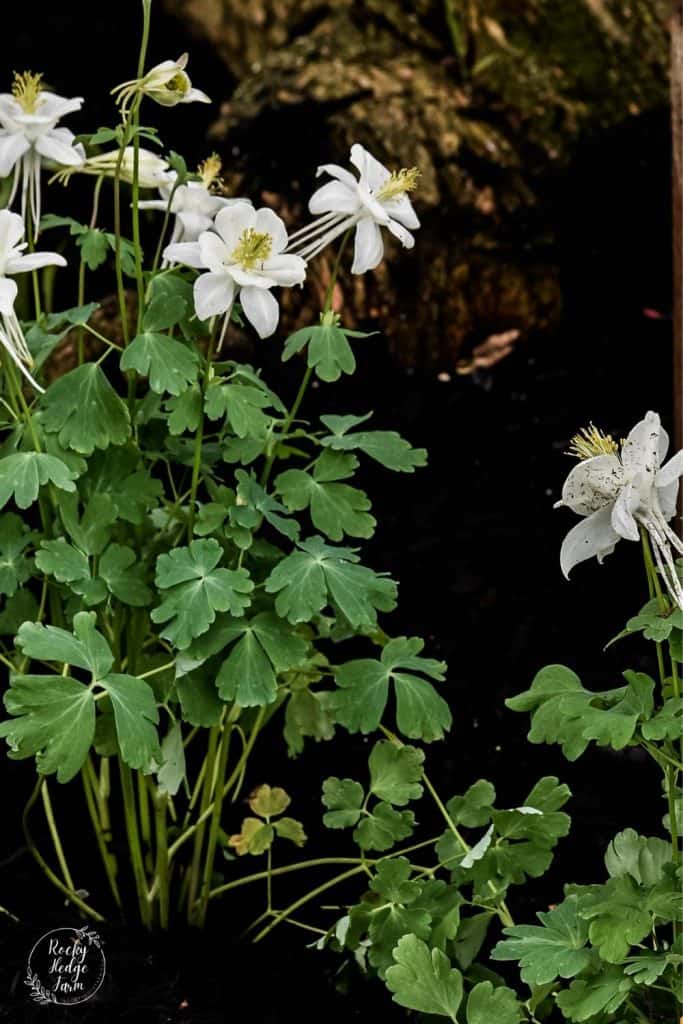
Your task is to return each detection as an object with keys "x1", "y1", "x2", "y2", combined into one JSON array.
[{"x1": 0, "y1": 4, "x2": 679, "y2": 1022}]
